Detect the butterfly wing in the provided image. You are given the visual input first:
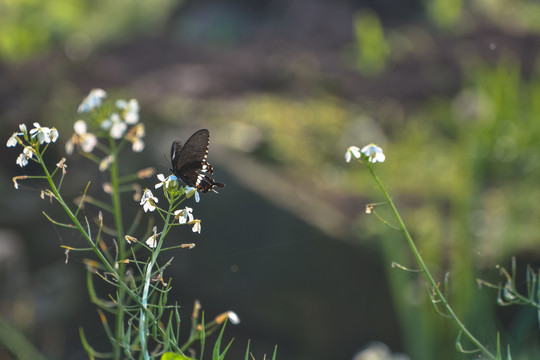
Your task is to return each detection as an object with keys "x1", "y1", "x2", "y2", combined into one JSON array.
[
  {"x1": 171, "y1": 129, "x2": 208, "y2": 167},
  {"x1": 170, "y1": 129, "x2": 225, "y2": 193}
]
